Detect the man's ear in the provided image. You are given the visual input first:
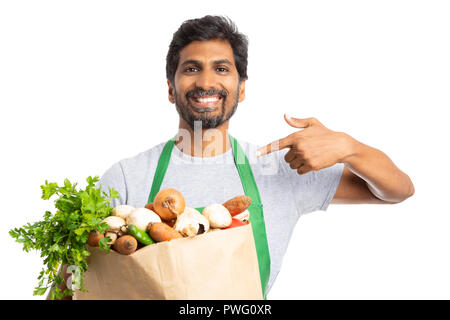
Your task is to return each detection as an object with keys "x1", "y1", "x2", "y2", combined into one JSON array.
[
  {"x1": 238, "y1": 80, "x2": 246, "y2": 102},
  {"x1": 167, "y1": 80, "x2": 175, "y2": 104}
]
